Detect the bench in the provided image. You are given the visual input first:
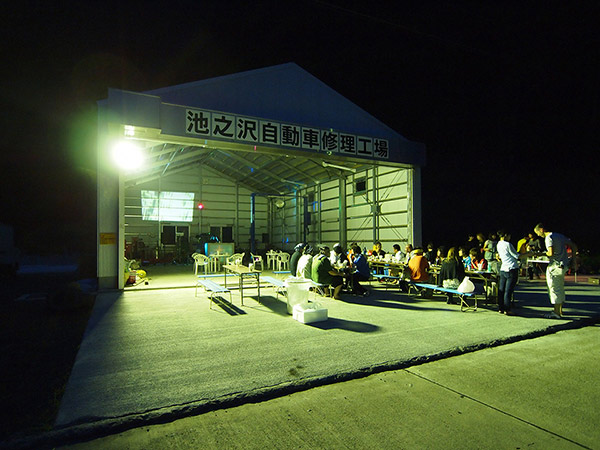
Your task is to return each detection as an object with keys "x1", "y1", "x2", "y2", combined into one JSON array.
[
  {"x1": 310, "y1": 280, "x2": 329, "y2": 298},
  {"x1": 261, "y1": 276, "x2": 287, "y2": 299},
  {"x1": 412, "y1": 282, "x2": 477, "y2": 312},
  {"x1": 196, "y1": 278, "x2": 232, "y2": 309},
  {"x1": 371, "y1": 273, "x2": 401, "y2": 290}
]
